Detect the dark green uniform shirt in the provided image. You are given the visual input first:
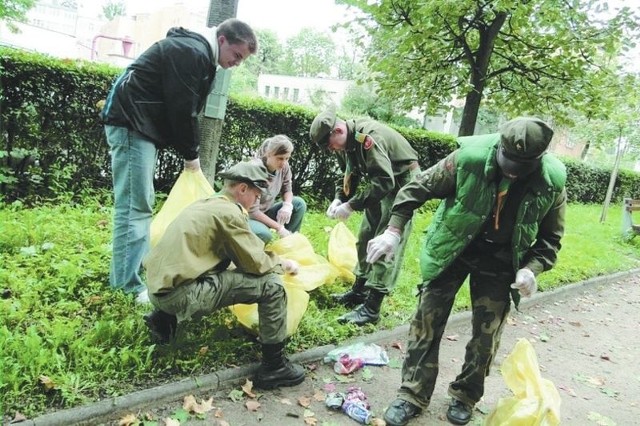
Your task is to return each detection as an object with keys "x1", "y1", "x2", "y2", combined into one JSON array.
[{"x1": 334, "y1": 119, "x2": 418, "y2": 211}]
